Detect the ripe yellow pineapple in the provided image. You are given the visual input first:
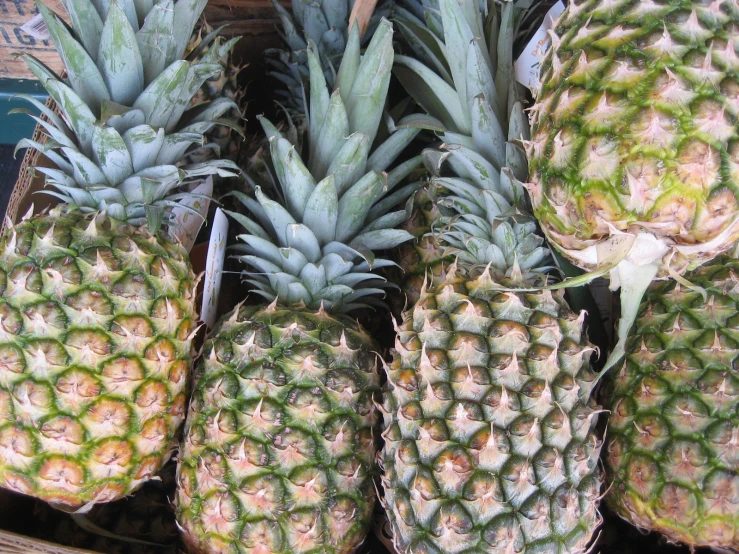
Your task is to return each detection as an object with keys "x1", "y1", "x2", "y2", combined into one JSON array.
[
  {"x1": 0, "y1": 0, "x2": 239, "y2": 509},
  {"x1": 527, "y1": 0, "x2": 739, "y2": 368}
]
